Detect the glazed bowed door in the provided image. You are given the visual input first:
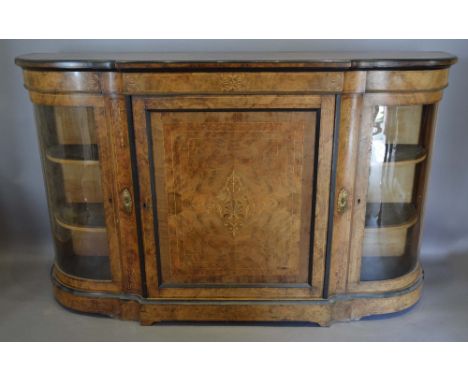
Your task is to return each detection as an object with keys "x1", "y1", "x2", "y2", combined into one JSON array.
[
  {"x1": 132, "y1": 95, "x2": 335, "y2": 299},
  {"x1": 32, "y1": 95, "x2": 122, "y2": 293},
  {"x1": 347, "y1": 91, "x2": 441, "y2": 293}
]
